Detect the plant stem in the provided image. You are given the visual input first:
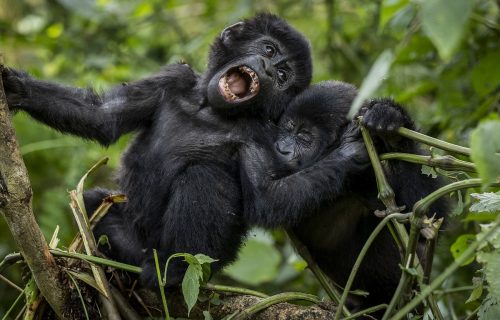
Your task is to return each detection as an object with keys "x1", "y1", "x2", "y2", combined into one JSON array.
[
  {"x1": 384, "y1": 179, "x2": 500, "y2": 319},
  {"x1": 230, "y1": 292, "x2": 320, "y2": 320},
  {"x1": 359, "y1": 122, "x2": 400, "y2": 213},
  {"x1": 379, "y1": 152, "x2": 476, "y2": 172},
  {"x1": 343, "y1": 304, "x2": 387, "y2": 320},
  {"x1": 391, "y1": 216, "x2": 500, "y2": 320},
  {"x1": 334, "y1": 213, "x2": 410, "y2": 320},
  {"x1": 202, "y1": 284, "x2": 268, "y2": 299},
  {"x1": 397, "y1": 127, "x2": 471, "y2": 156},
  {"x1": 153, "y1": 249, "x2": 169, "y2": 320}
]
